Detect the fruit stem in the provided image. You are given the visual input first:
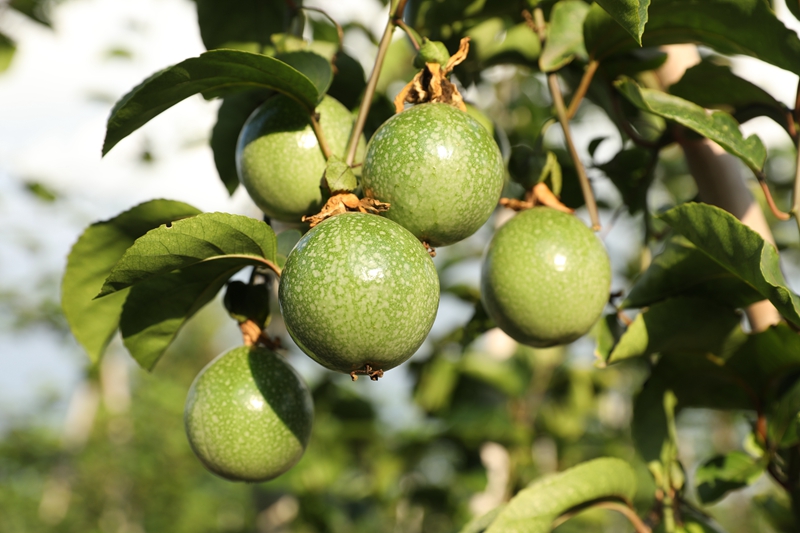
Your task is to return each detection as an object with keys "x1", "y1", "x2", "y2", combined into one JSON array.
[
  {"x1": 394, "y1": 19, "x2": 420, "y2": 50},
  {"x1": 345, "y1": 0, "x2": 409, "y2": 166},
  {"x1": 300, "y1": 6, "x2": 344, "y2": 51},
  {"x1": 566, "y1": 60, "x2": 599, "y2": 120},
  {"x1": 548, "y1": 73, "x2": 602, "y2": 230},
  {"x1": 309, "y1": 112, "x2": 332, "y2": 160},
  {"x1": 792, "y1": 80, "x2": 800, "y2": 234}
]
